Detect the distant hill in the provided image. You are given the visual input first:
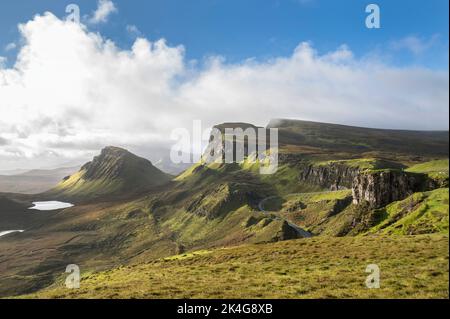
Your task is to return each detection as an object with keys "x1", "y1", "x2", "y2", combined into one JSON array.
[
  {"x1": 153, "y1": 154, "x2": 192, "y2": 176},
  {"x1": 0, "y1": 169, "x2": 29, "y2": 176},
  {"x1": 268, "y1": 119, "x2": 449, "y2": 162},
  {"x1": 49, "y1": 146, "x2": 171, "y2": 200},
  {"x1": 0, "y1": 166, "x2": 80, "y2": 194}
]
